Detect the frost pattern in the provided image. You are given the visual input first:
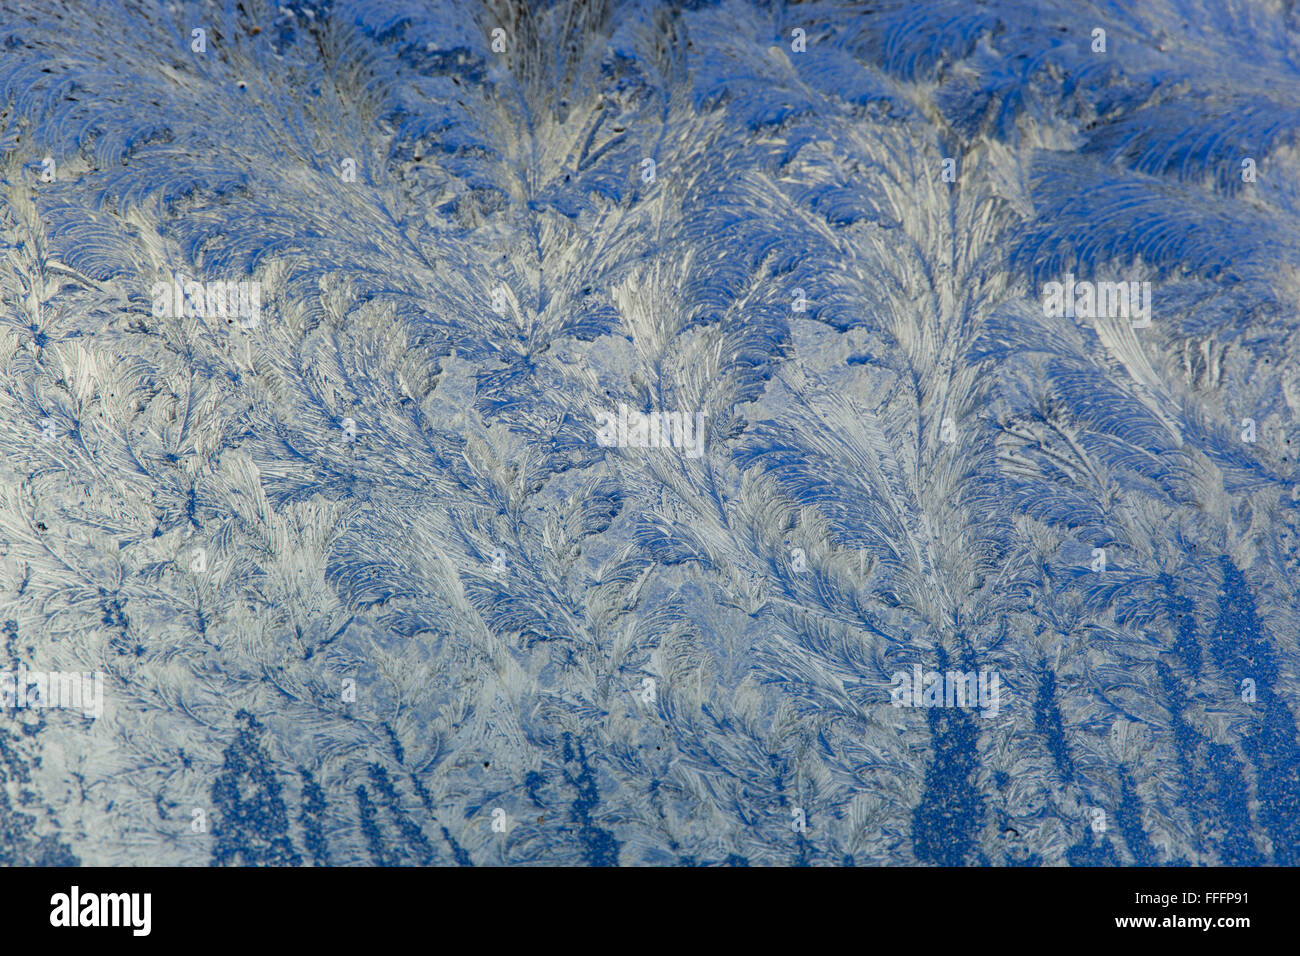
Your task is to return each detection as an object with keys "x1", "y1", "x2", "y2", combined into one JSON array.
[{"x1": 1, "y1": 0, "x2": 1298, "y2": 866}]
